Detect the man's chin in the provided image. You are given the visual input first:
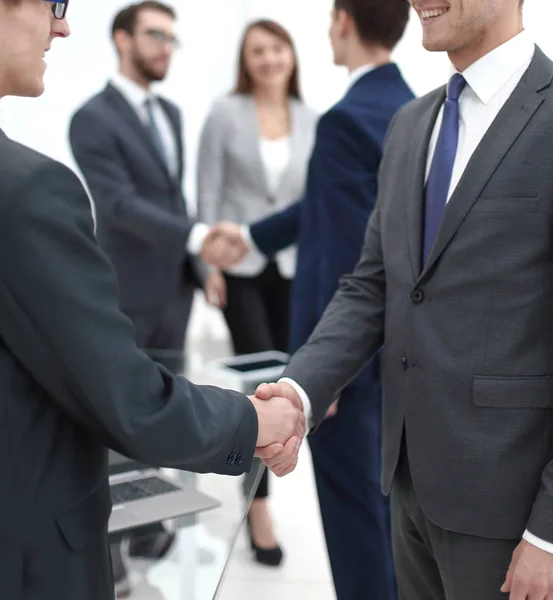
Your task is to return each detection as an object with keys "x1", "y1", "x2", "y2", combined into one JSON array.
[
  {"x1": 13, "y1": 81, "x2": 45, "y2": 99},
  {"x1": 421, "y1": 35, "x2": 450, "y2": 53}
]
